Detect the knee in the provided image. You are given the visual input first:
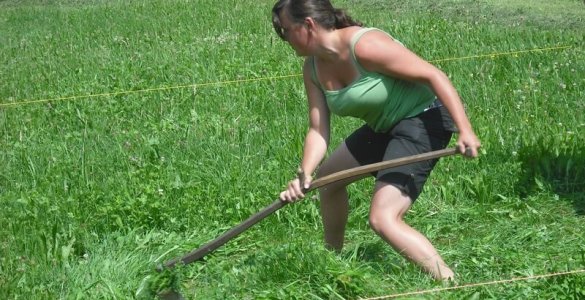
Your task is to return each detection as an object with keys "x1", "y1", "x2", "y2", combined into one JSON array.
[
  {"x1": 368, "y1": 211, "x2": 399, "y2": 234},
  {"x1": 368, "y1": 212, "x2": 385, "y2": 234}
]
